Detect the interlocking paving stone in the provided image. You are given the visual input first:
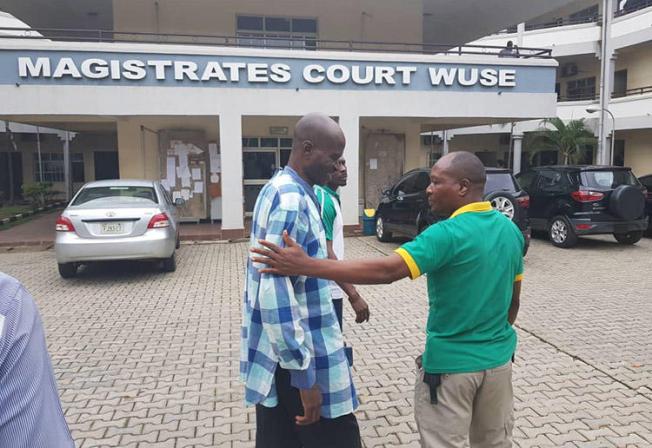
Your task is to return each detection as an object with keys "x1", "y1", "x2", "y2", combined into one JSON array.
[{"x1": 0, "y1": 234, "x2": 650, "y2": 447}]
